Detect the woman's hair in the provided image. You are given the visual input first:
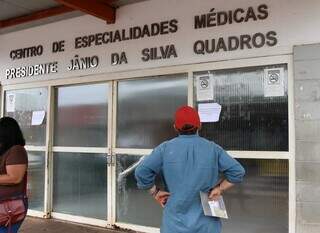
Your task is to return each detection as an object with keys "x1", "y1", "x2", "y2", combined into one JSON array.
[
  {"x1": 178, "y1": 124, "x2": 198, "y2": 135},
  {"x1": 0, "y1": 117, "x2": 25, "y2": 155}
]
